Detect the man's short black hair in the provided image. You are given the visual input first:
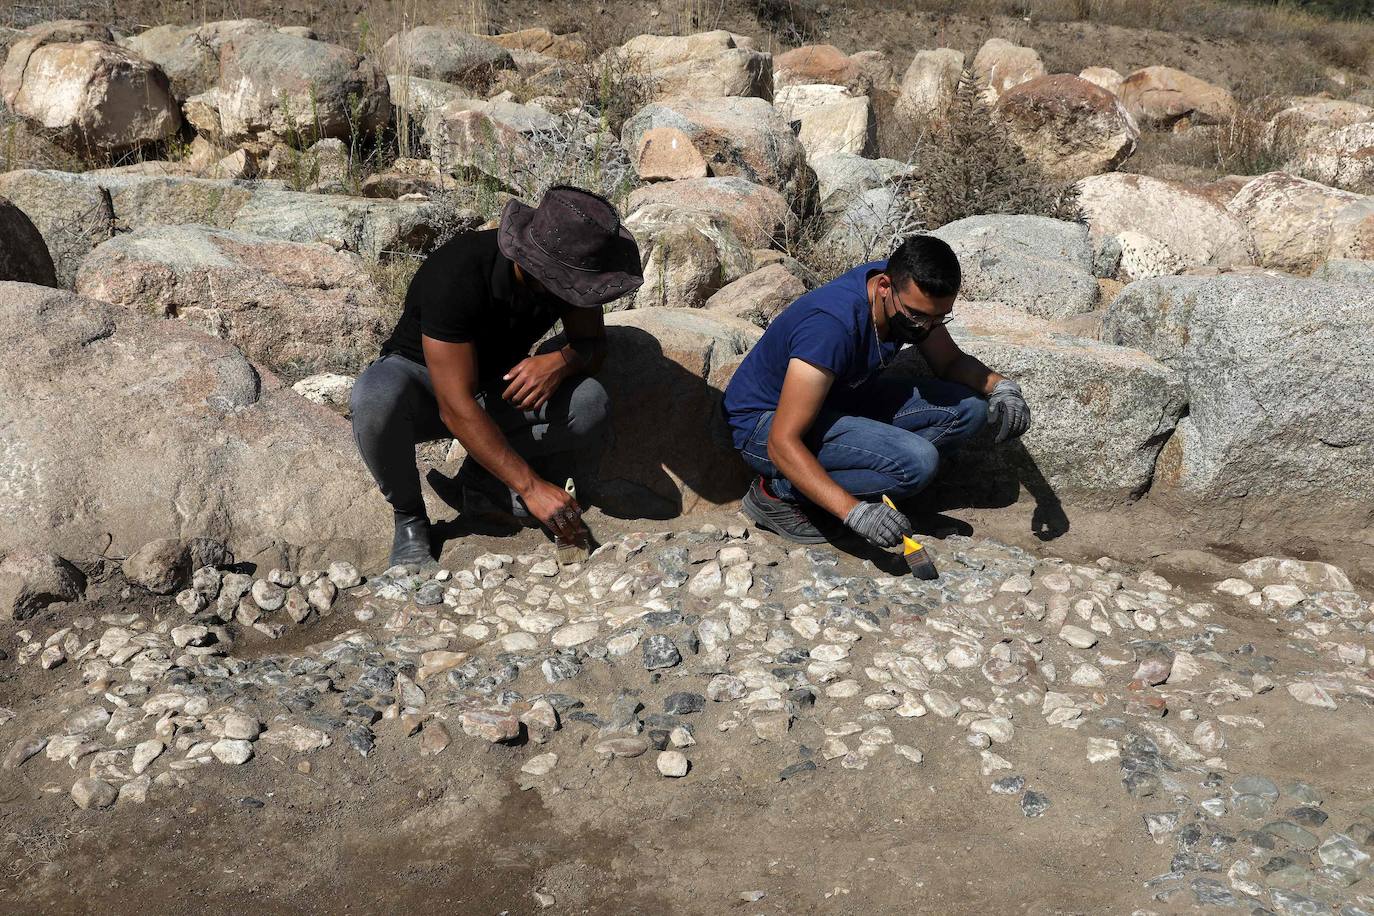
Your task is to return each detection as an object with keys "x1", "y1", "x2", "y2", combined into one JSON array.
[{"x1": 887, "y1": 235, "x2": 961, "y2": 298}]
